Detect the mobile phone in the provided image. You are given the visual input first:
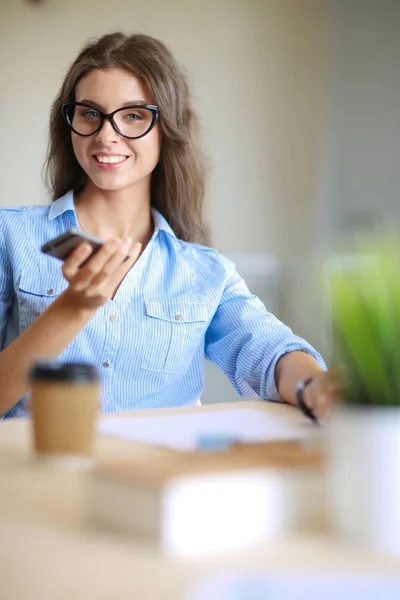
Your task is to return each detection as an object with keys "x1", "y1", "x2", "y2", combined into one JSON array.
[{"x1": 41, "y1": 228, "x2": 104, "y2": 261}]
